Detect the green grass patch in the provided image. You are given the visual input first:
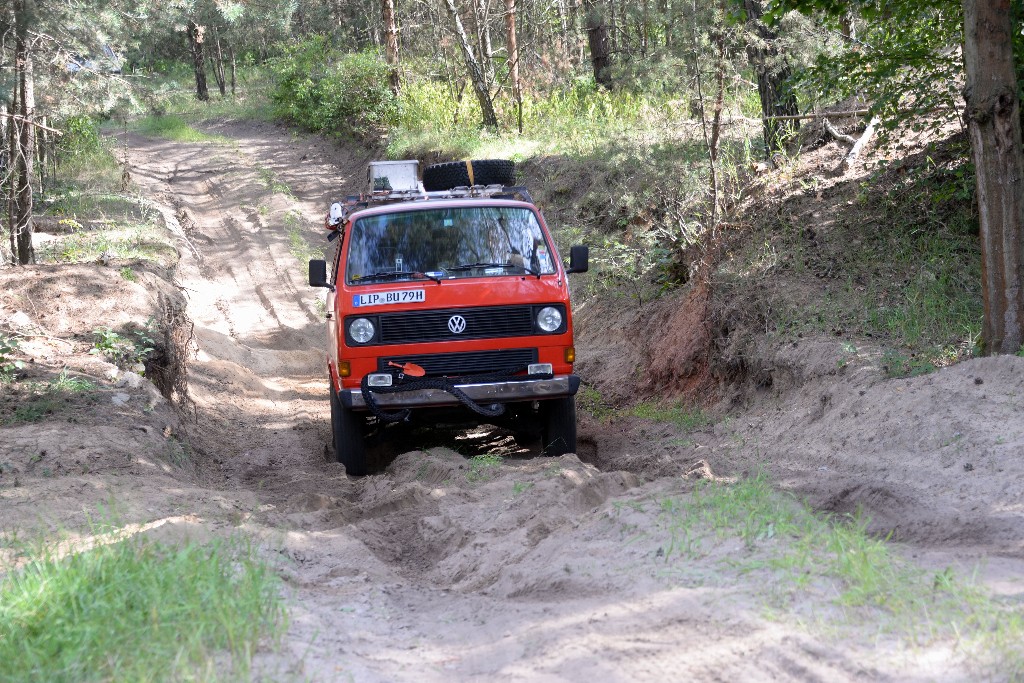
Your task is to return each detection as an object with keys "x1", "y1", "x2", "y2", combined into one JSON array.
[
  {"x1": 629, "y1": 401, "x2": 710, "y2": 430},
  {"x1": 465, "y1": 453, "x2": 503, "y2": 483},
  {"x1": 36, "y1": 222, "x2": 177, "y2": 266},
  {"x1": 734, "y1": 137, "x2": 983, "y2": 365},
  {"x1": 1, "y1": 371, "x2": 99, "y2": 426},
  {"x1": 35, "y1": 134, "x2": 178, "y2": 268},
  {"x1": 650, "y1": 473, "x2": 1024, "y2": 675},
  {"x1": 283, "y1": 211, "x2": 324, "y2": 264},
  {"x1": 580, "y1": 388, "x2": 710, "y2": 431},
  {"x1": 133, "y1": 114, "x2": 228, "y2": 143},
  {"x1": 256, "y1": 164, "x2": 295, "y2": 198},
  {"x1": 0, "y1": 534, "x2": 285, "y2": 682}
]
